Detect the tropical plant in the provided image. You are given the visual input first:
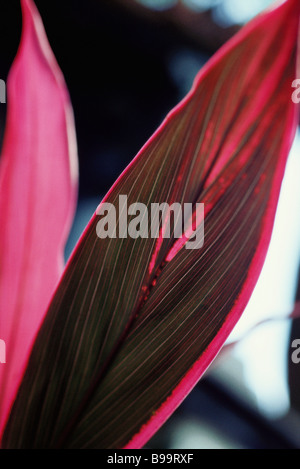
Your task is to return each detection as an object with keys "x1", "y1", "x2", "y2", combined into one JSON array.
[{"x1": 0, "y1": 0, "x2": 299, "y2": 449}]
